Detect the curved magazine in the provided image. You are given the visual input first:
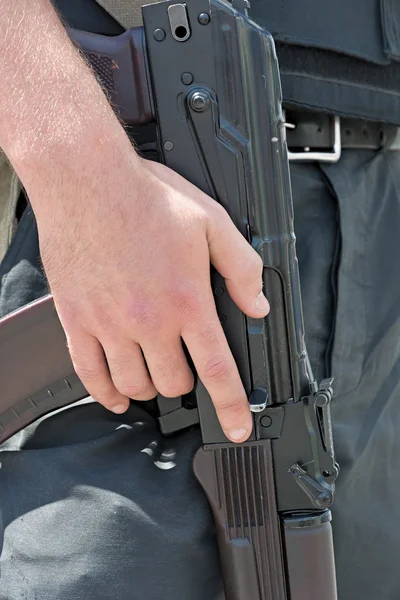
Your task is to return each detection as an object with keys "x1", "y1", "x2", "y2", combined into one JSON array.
[{"x1": 0, "y1": 295, "x2": 87, "y2": 444}]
